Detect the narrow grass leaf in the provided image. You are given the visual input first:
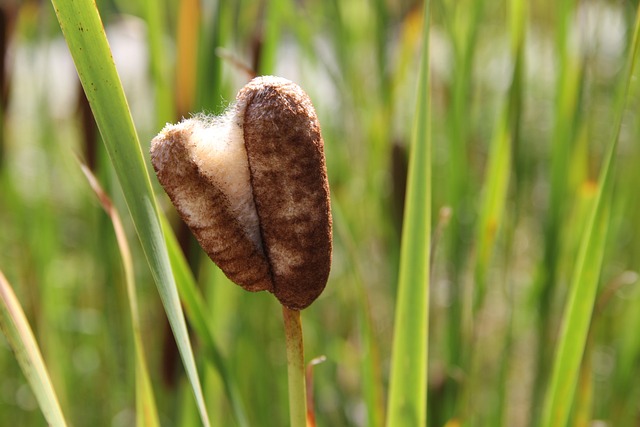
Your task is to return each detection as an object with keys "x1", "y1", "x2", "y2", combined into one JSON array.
[
  {"x1": 531, "y1": 3, "x2": 583, "y2": 420},
  {"x1": 473, "y1": 109, "x2": 511, "y2": 310},
  {"x1": 49, "y1": 2, "x2": 210, "y2": 425},
  {"x1": 195, "y1": 1, "x2": 224, "y2": 113},
  {"x1": 79, "y1": 163, "x2": 160, "y2": 427},
  {"x1": 160, "y1": 213, "x2": 250, "y2": 427},
  {"x1": 572, "y1": 338, "x2": 593, "y2": 427},
  {"x1": 539, "y1": 192, "x2": 610, "y2": 427},
  {"x1": 259, "y1": 0, "x2": 287, "y2": 75},
  {"x1": 540, "y1": 6, "x2": 640, "y2": 427},
  {"x1": 385, "y1": 0, "x2": 431, "y2": 425},
  {"x1": 0, "y1": 270, "x2": 68, "y2": 427},
  {"x1": 491, "y1": 3, "x2": 526, "y2": 421},
  {"x1": 332, "y1": 200, "x2": 384, "y2": 427},
  {"x1": 142, "y1": 0, "x2": 174, "y2": 127},
  {"x1": 472, "y1": 0, "x2": 525, "y2": 313},
  {"x1": 442, "y1": 0, "x2": 487, "y2": 377}
]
